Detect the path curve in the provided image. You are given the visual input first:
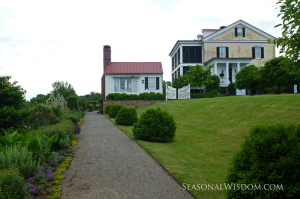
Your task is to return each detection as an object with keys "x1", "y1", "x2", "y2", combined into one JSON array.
[{"x1": 61, "y1": 112, "x2": 193, "y2": 199}]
